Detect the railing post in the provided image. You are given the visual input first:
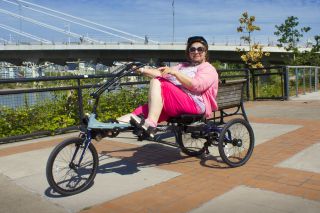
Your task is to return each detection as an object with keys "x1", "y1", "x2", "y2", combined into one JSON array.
[
  {"x1": 316, "y1": 67, "x2": 319, "y2": 92},
  {"x1": 284, "y1": 66, "x2": 289, "y2": 100},
  {"x1": 309, "y1": 67, "x2": 312, "y2": 92},
  {"x1": 77, "y1": 78, "x2": 84, "y2": 125},
  {"x1": 295, "y1": 68, "x2": 299, "y2": 97},
  {"x1": 246, "y1": 68, "x2": 250, "y2": 101},
  {"x1": 303, "y1": 68, "x2": 306, "y2": 95},
  {"x1": 251, "y1": 69, "x2": 256, "y2": 100}
]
